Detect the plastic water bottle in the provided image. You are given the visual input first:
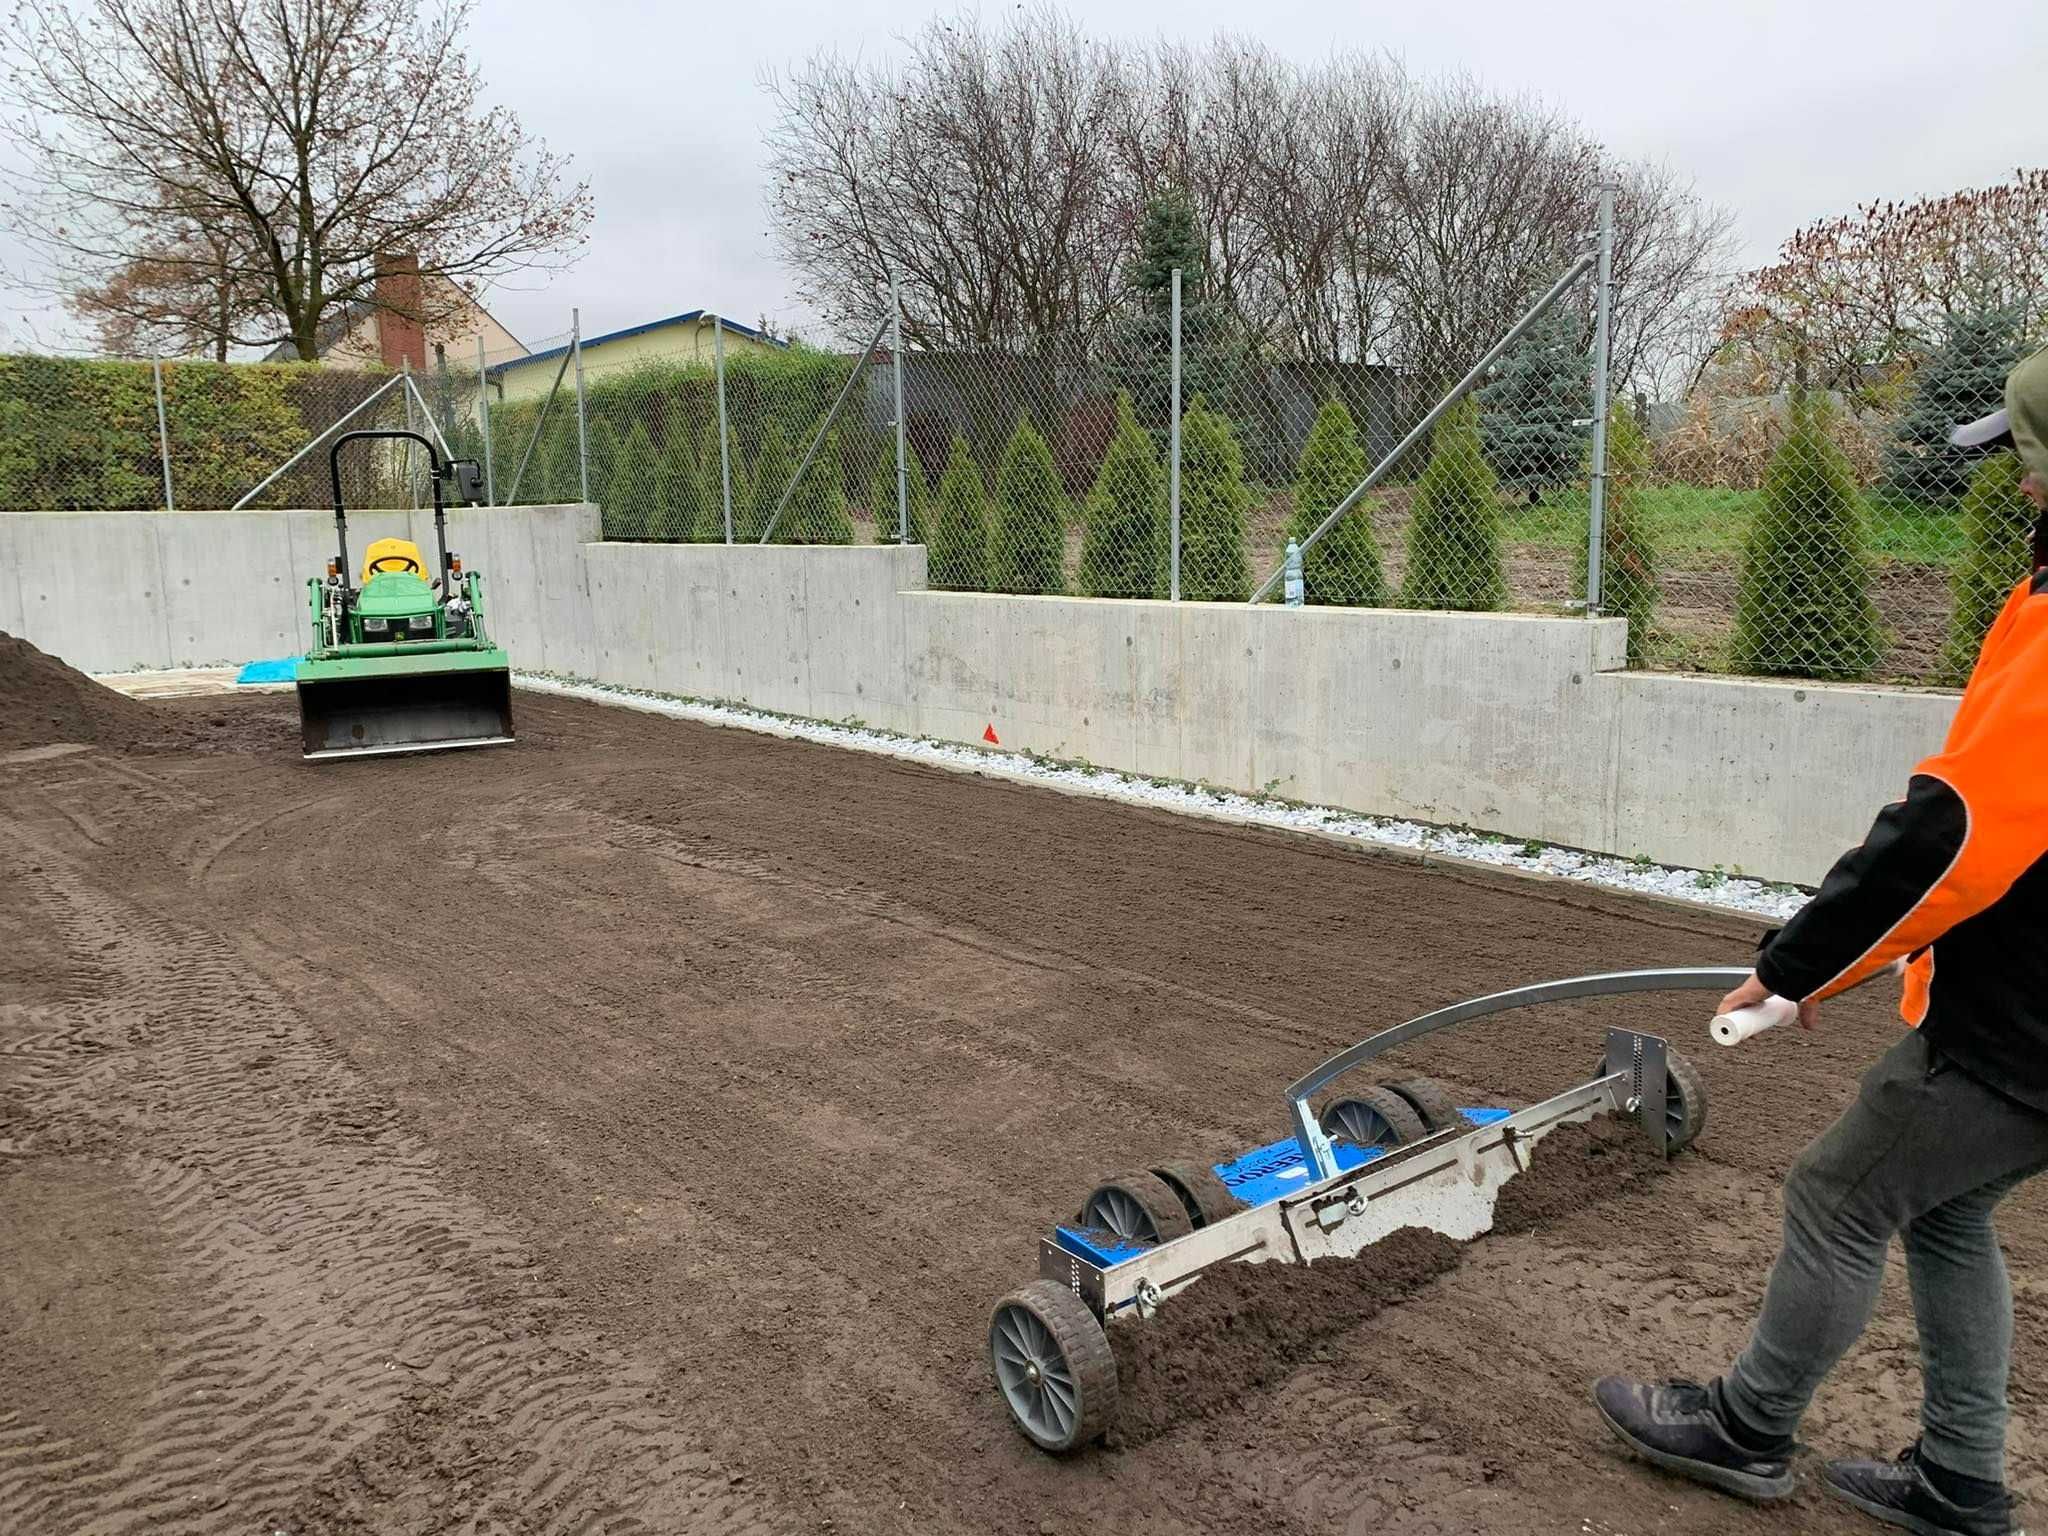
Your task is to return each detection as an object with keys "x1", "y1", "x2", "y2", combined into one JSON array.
[{"x1": 1283, "y1": 540, "x2": 1305, "y2": 607}]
